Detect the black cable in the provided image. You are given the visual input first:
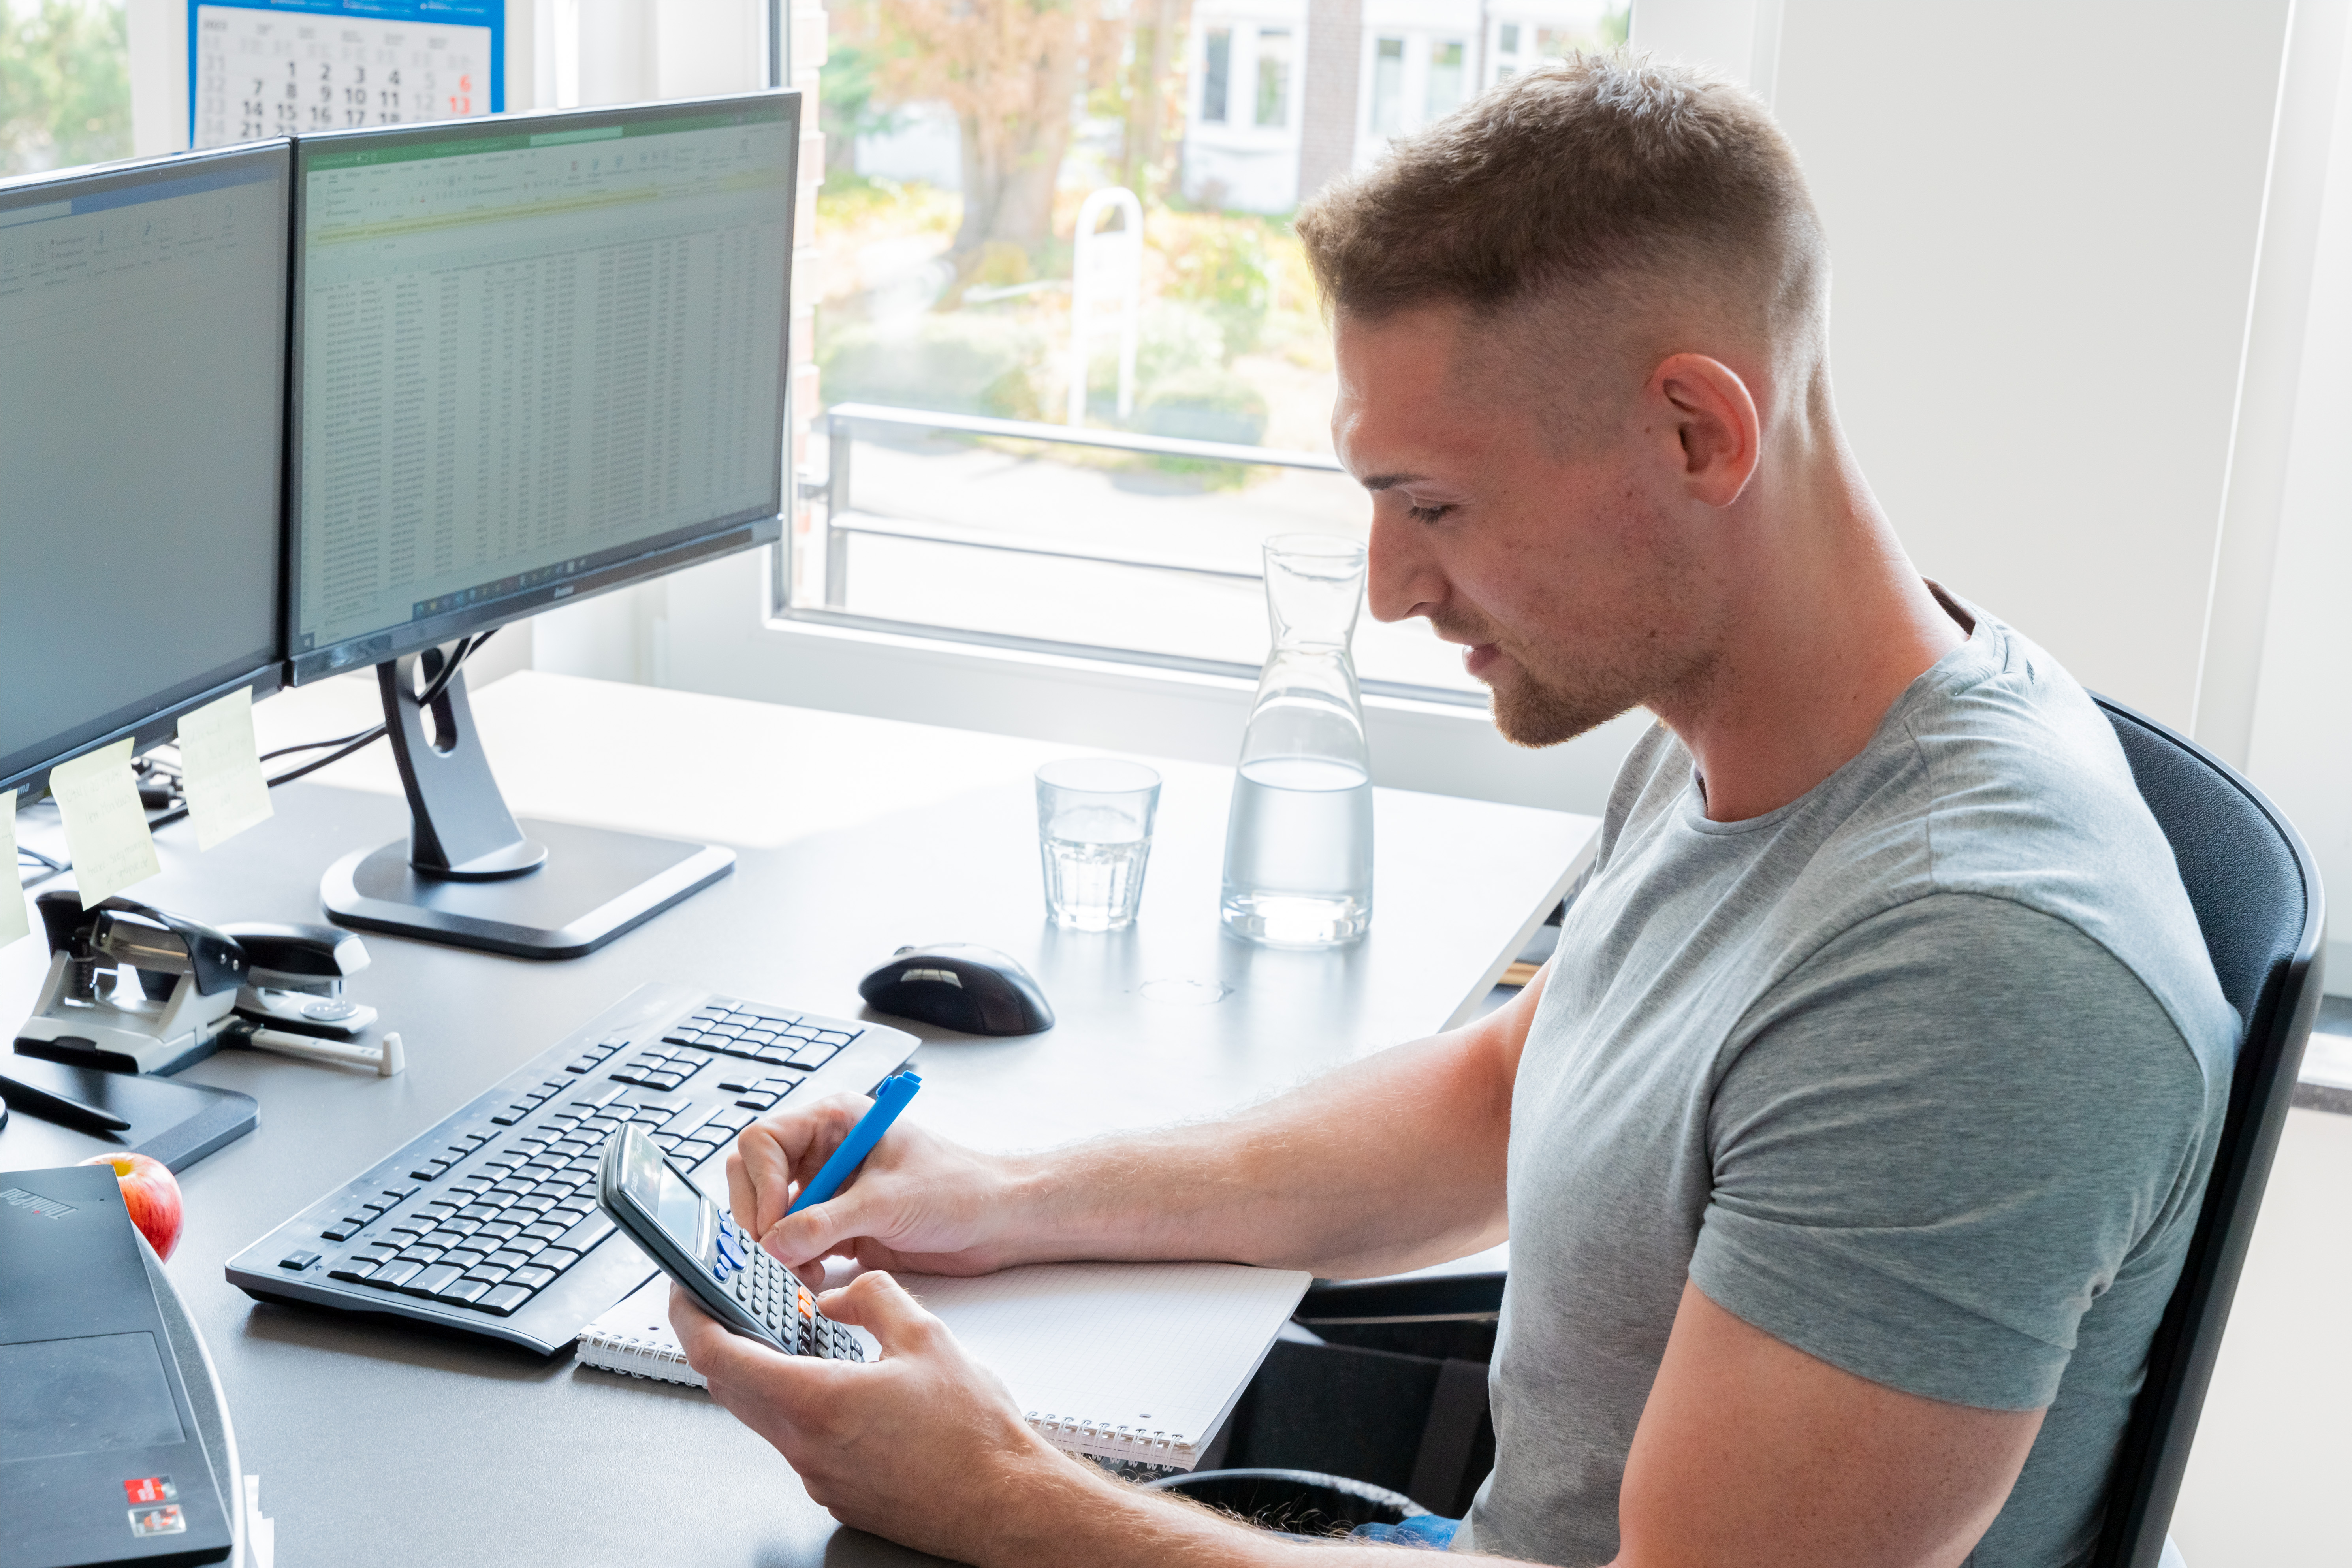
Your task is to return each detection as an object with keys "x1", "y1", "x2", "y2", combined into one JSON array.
[
  {"x1": 136, "y1": 629, "x2": 499, "y2": 835},
  {"x1": 17, "y1": 845, "x2": 65, "y2": 873}
]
